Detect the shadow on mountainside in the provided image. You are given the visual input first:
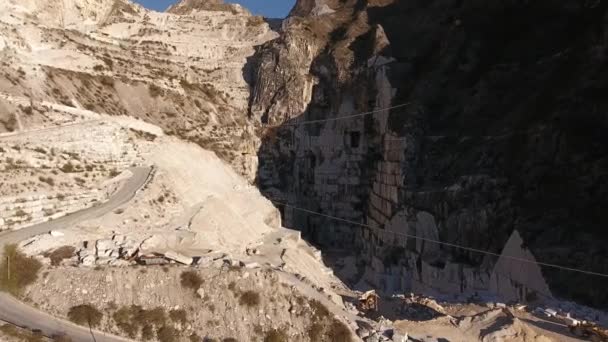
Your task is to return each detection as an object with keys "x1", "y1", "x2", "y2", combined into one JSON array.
[{"x1": 248, "y1": 0, "x2": 608, "y2": 309}]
